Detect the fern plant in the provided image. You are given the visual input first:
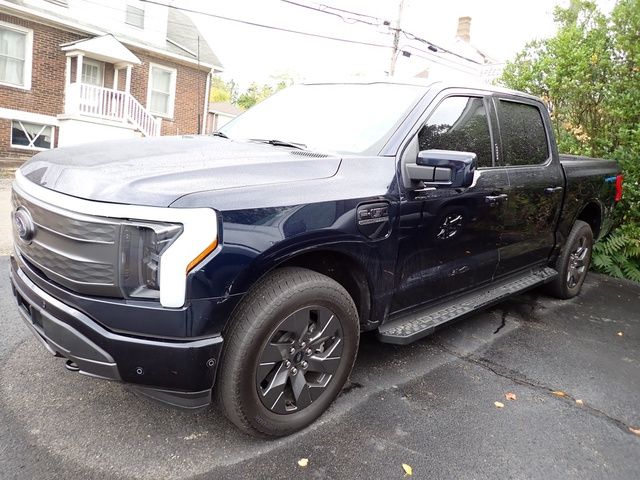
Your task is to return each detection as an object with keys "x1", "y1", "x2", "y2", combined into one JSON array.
[{"x1": 592, "y1": 224, "x2": 640, "y2": 283}]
